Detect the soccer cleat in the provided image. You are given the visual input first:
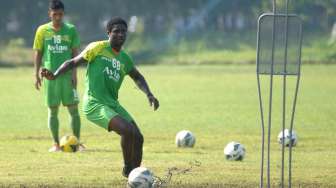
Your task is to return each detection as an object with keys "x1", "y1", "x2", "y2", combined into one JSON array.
[{"x1": 48, "y1": 144, "x2": 61, "y2": 152}]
